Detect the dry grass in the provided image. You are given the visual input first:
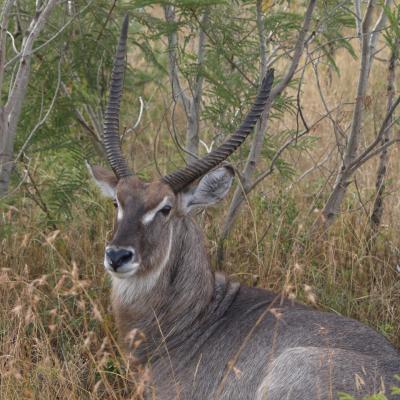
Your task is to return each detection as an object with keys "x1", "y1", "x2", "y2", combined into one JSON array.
[{"x1": 1, "y1": 33, "x2": 400, "y2": 400}]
